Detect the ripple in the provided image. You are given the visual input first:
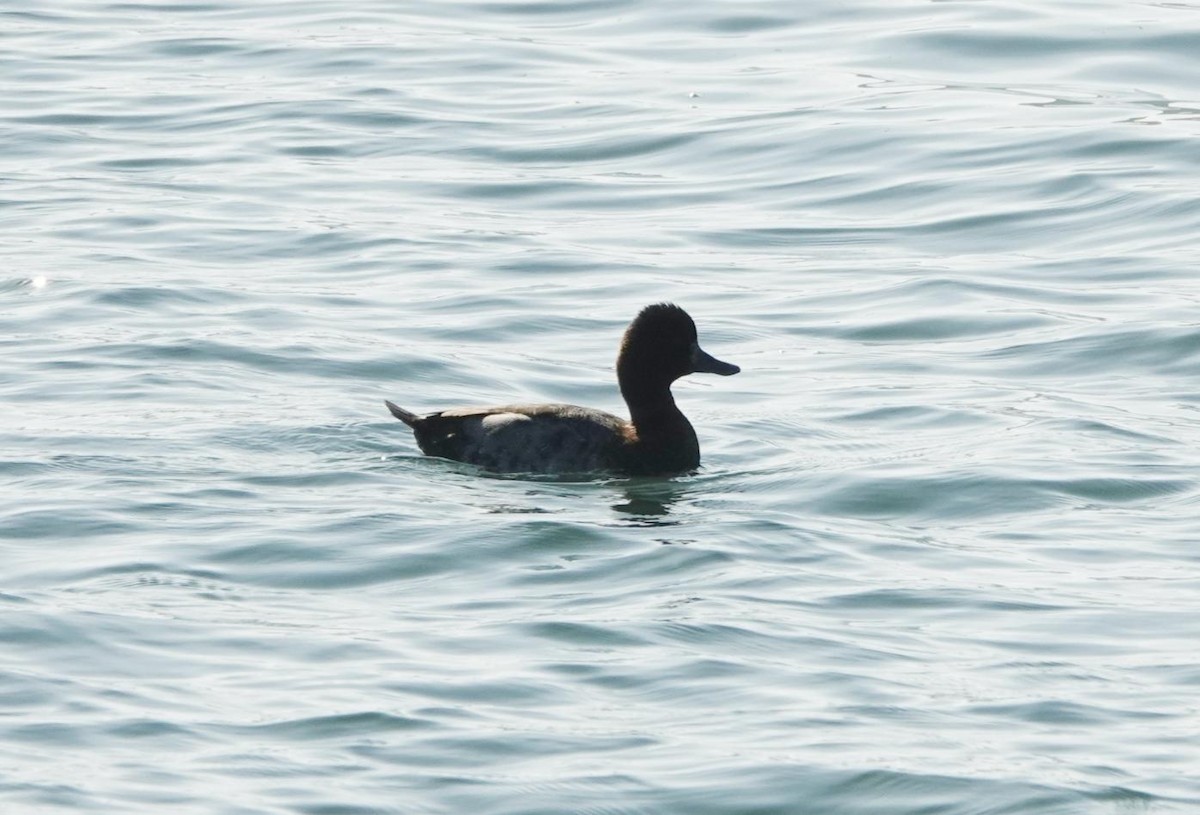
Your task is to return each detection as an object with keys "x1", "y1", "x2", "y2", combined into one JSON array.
[
  {"x1": 989, "y1": 326, "x2": 1200, "y2": 377},
  {"x1": 220, "y1": 711, "x2": 432, "y2": 740}
]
